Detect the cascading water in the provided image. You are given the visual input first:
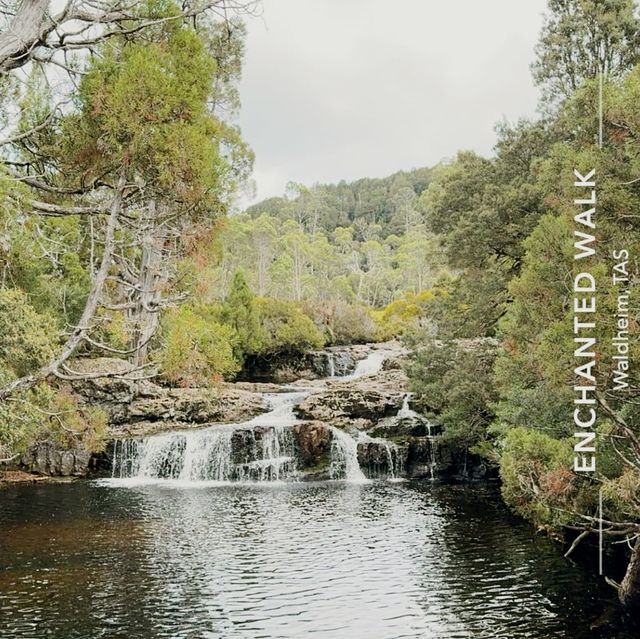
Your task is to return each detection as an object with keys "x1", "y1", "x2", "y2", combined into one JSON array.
[
  {"x1": 108, "y1": 346, "x2": 403, "y2": 485},
  {"x1": 110, "y1": 390, "x2": 372, "y2": 484},
  {"x1": 329, "y1": 427, "x2": 367, "y2": 481},
  {"x1": 425, "y1": 422, "x2": 438, "y2": 480},
  {"x1": 397, "y1": 394, "x2": 415, "y2": 418},
  {"x1": 394, "y1": 393, "x2": 438, "y2": 480},
  {"x1": 348, "y1": 350, "x2": 390, "y2": 378},
  {"x1": 111, "y1": 423, "x2": 298, "y2": 483},
  {"x1": 327, "y1": 352, "x2": 336, "y2": 377}
]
